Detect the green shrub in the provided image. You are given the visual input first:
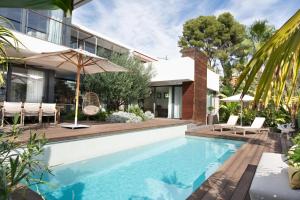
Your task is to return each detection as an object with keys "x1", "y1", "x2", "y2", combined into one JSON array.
[
  {"x1": 0, "y1": 115, "x2": 50, "y2": 199},
  {"x1": 292, "y1": 133, "x2": 300, "y2": 145},
  {"x1": 128, "y1": 105, "x2": 145, "y2": 120}
]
